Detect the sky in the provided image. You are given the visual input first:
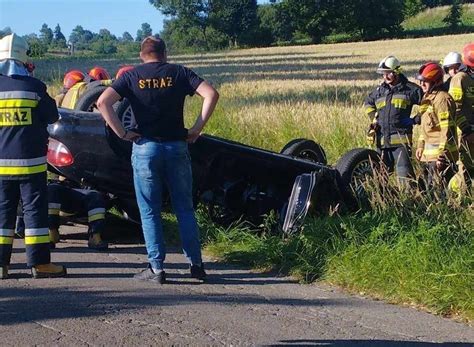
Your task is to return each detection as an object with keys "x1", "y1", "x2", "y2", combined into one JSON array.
[{"x1": 0, "y1": 0, "x2": 270, "y2": 40}]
